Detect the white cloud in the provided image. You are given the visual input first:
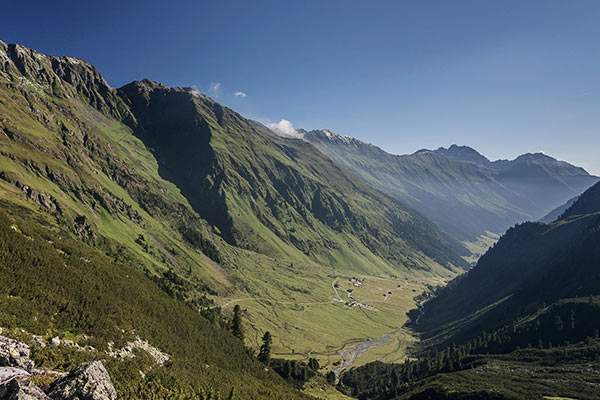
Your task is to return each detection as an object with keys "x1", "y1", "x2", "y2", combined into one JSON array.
[
  {"x1": 267, "y1": 119, "x2": 303, "y2": 138},
  {"x1": 190, "y1": 85, "x2": 201, "y2": 97},
  {"x1": 209, "y1": 82, "x2": 221, "y2": 98},
  {"x1": 234, "y1": 91, "x2": 247, "y2": 98}
]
